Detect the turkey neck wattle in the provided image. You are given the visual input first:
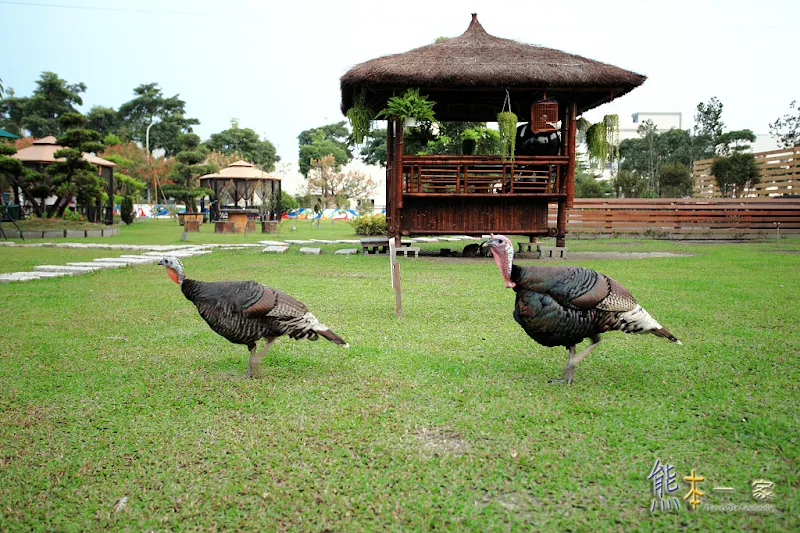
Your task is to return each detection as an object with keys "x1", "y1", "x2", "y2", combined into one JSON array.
[{"x1": 491, "y1": 247, "x2": 516, "y2": 288}]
